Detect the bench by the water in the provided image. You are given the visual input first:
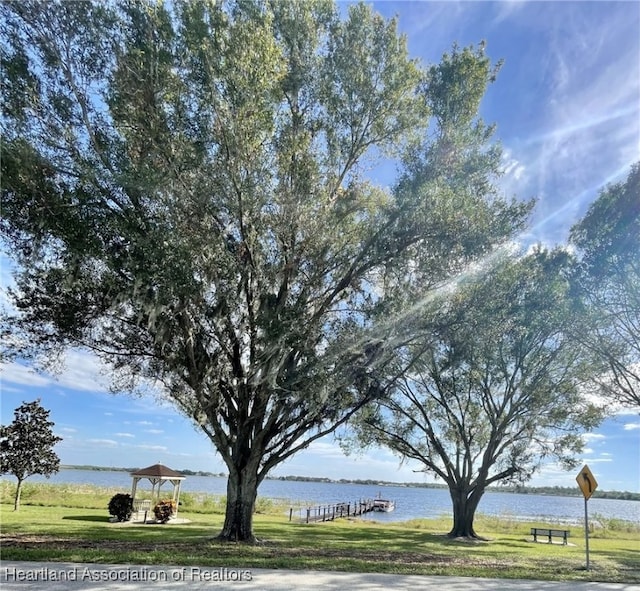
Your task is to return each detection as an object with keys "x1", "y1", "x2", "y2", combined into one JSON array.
[
  {"x1": 131, "y1": 499, "x2": 152, "y2": 523},
  {"x1": 530, "y1": 527, "x2": 570, "y2": 545}
]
